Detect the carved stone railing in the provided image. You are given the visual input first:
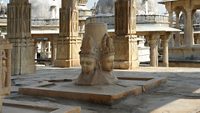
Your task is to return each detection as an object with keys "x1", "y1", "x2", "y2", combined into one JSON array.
[
  {"x1": 136, "y1": 15, "x2": 169, "y2": 24},
  {"x1": 86, "y1": 15, "x2": 169, "y2": 29},
  {"x1": 31, "y1": 19, "x2": 59, "y2": 26},
  {"x1": 0, "y1": 37, "x2": 12, "y2": 112}
]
